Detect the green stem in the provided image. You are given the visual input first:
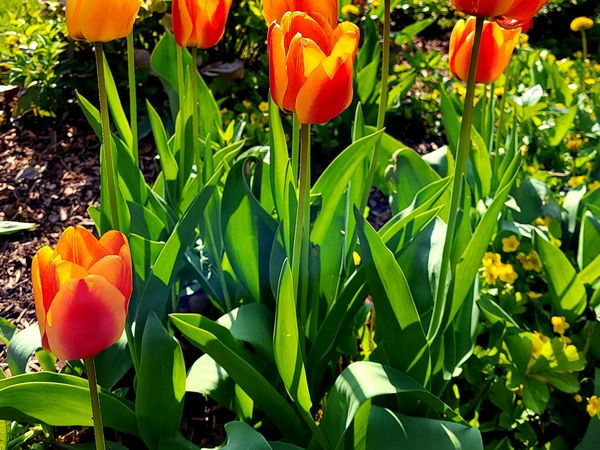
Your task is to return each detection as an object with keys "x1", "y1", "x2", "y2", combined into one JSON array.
[
  {"x1": 127, "y1": 32, "x2": 138, "y2": 165},
  {"x1": 95, "y1": 42, "x2": 120, "y2": 230},
  {"x1": 191, "y1": 47, "x2": 200, "y2": 161},
  {"x1": 428, "y1": 16, "x2": 485, "y2": 342},
  {"x1": 581, "y1": 30, "x2": 588, "y2": 93},
  {"x1": 362, "y1": 0, "x2": 391, "y2": 210},
  {"x1": 84, "y1": 358, "x2": 106, "y2": 450},
  {"x1": 292, "y1": 124, "x2": 310, "y2": 324},
  {"x1": 291, "y1": 114, "x2": 300, "y2": 179},
  {"x1": 176, "y1": 46, "x2": 186, "y2": 195}
]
